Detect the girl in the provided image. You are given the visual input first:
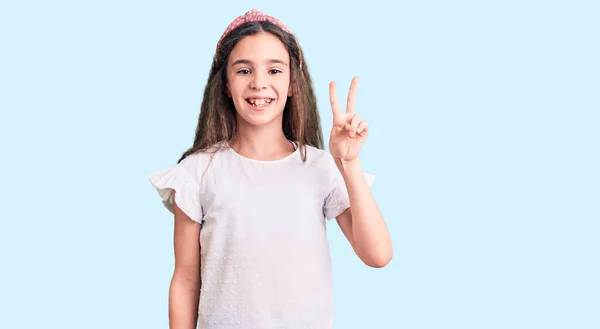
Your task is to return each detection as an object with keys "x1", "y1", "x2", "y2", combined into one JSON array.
[{"x1": 149, "y1": 8, "x2": 392, "y2": 329}]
